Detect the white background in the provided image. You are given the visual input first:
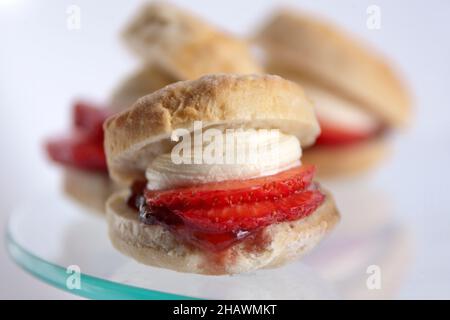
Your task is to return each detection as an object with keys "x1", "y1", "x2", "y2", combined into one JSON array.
[{"x1": 1, "y1": 0, "x2": 449, "y2": 299}]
